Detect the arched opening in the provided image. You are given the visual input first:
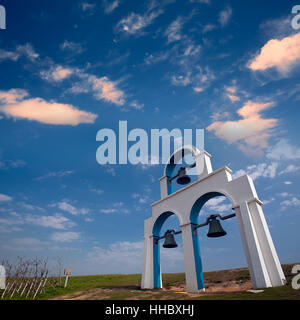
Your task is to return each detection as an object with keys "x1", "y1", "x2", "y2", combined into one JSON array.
[
  {"x1": 165, "y1": 147, "x2": 200, "y2": 195},
  {"x1": 190, "y1": 192, "x2": 247, "y2": 290},
  {"x1": 152, "y1": 211, "x2": 184, "y2": 288}
]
